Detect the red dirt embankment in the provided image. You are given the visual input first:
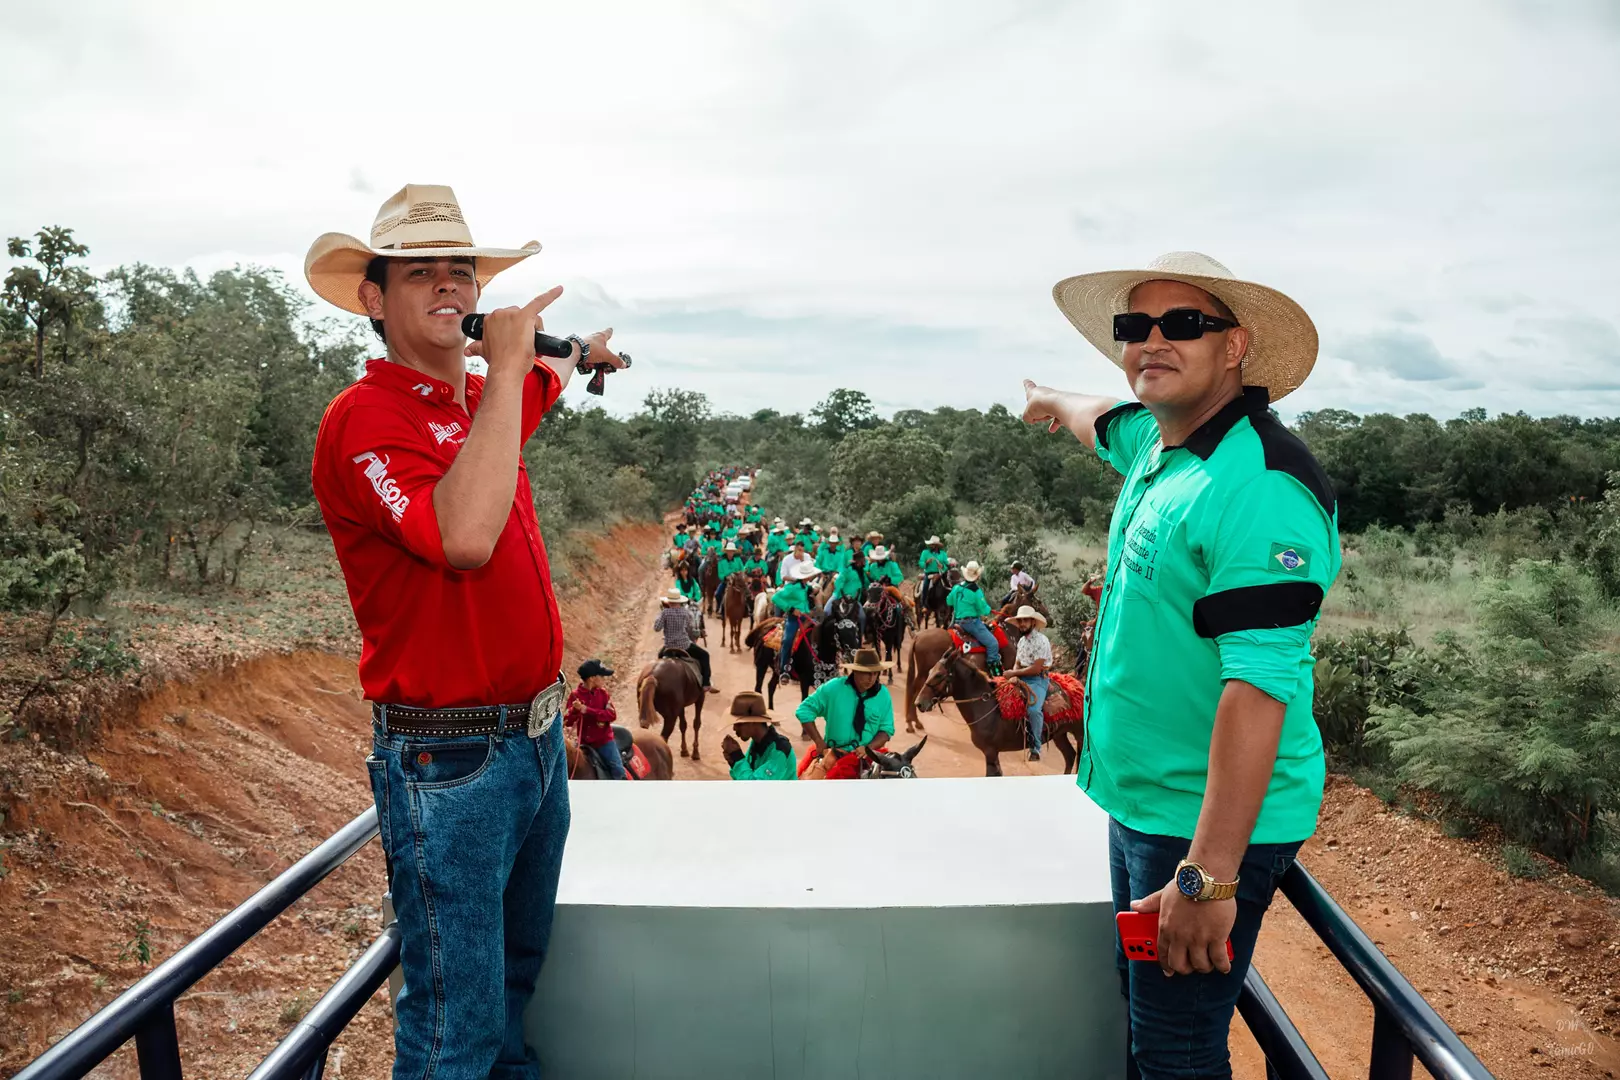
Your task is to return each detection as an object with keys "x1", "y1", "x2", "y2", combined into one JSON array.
[{"x1": 0, "y1": 519, "x2": 665, "y2": 1079}]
